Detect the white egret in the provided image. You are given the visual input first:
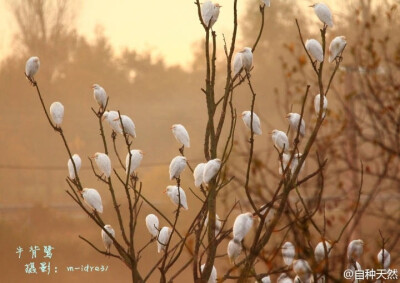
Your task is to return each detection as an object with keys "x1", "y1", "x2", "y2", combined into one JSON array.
[
  {"x1": 286, "y1": 113, "x2": 305, "y2": 137},
  {"x1": 92, "y1": 152, "x2": 112, "y2": 178},
  {"x1": 227, "y1": 239, "x2": 242, "y2": 264},
  {"x1": 205, "y1": 213, "x2": 222, "y2": 237},
  {"x1": 241, "y1": 111, "x2": 262, "y2": 135},
  {"x1": 126, "y1": 149, "x2": 143, "y2": 176},
  {"x1": 293, "y1": 259, "x2": 313, "y2": 283},
  {"x1": 329, "y1": 36, "x2": 346, "y2": 63},
  {"x1": 157, "y1": 226, "x2": 172, "y2": 253},
  {"x1": 260, "y1": 206, "x2": 276, "y2": 227},
  {"x1": 203, "y1": 158, "x2": 221, "y2": 184},
  {"x1": 262, "y1": 0, "x2": 270, "y2": 7},
  {"x1": 281, "y1": 153, "x2": 305, "y2": 175},
  {"x1": 92, "y1": 84, "x2": 107, "y2": 110},
  {"x1": 241, "y1": 47, "x2": 253, "y2": 72},
  {"x1": 101, "y1": 224, "x2": 115, "y2": 253},
  {"x1": 193, "y1": 163, "x2": 206, "y2": 187},
  {"x1": 233, "y1": 52, "x2": 243, "y2": 77},
  {"x1": 115, "y1": 115, "x2": 136, "y2": 138},
  {"x1": 171, "y1": 124, "x2": 190, "y2": 148},
  {"x1": 314, "y1": 94, "x2": 328, "y2": 118},
  {"x1": 277, "y1": 273, "x2": 293, "y2": 283},
  {"x1": 201, "y1": 1, "x2": 221, "y2": 28},
  {"x1": 258, "y1": 276, "x2": 271, "y2": 283},
  {"x1": 169, "y1": 156, "x2": 187, "y2": 180},
  {"x1": 145, "y1": 214, "x2": 160, "y2": 238},
  {"x1": 25, "y1": 56, "x2": 40, "y2": 82},
  {"x1": 305, "y1": 39, "x2": 324, "y2": 62},
  {"x1": 377, "y1": 249, "x2": 390, "y2": 269},
  {"x1": 310, "y1": 3, "x2": 333, "y2": 27},
  {"x1": 67, "y1": 154, "x2": 81, "y2": 180},
  {"x1": 82, "y1": 188, "x2": 103, "y2": 213},
  {"x1": 164, "y1": 185, "x2": 189, "y2": 210},
  {"x1": 233, "y1": 212, "x2": 254, "y2": 241},
  {"x1": 271, "y1": 130, "x2": 290, "y2": 152},
  {"x1": 348, "y1": 261, "x2": 362, "y2": 283},
  {"x1": 49, "y1": 102, "x2": 64, "y2": 127},
  {"x1": 347, "y1": 239, "x2": 364, "y2": 262},
  {"x1": 314, "y1": 241, "x2": 332, "y2": 263},
  {"x1": 282, "y1": 241, "x2": 295, "y2": 266},
  {"x1": 103, "y1": 111, "x2": 123, "y2": 134},
  {"x1": 200, "y1": 264, "x2": 217, "y2": 283}
]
